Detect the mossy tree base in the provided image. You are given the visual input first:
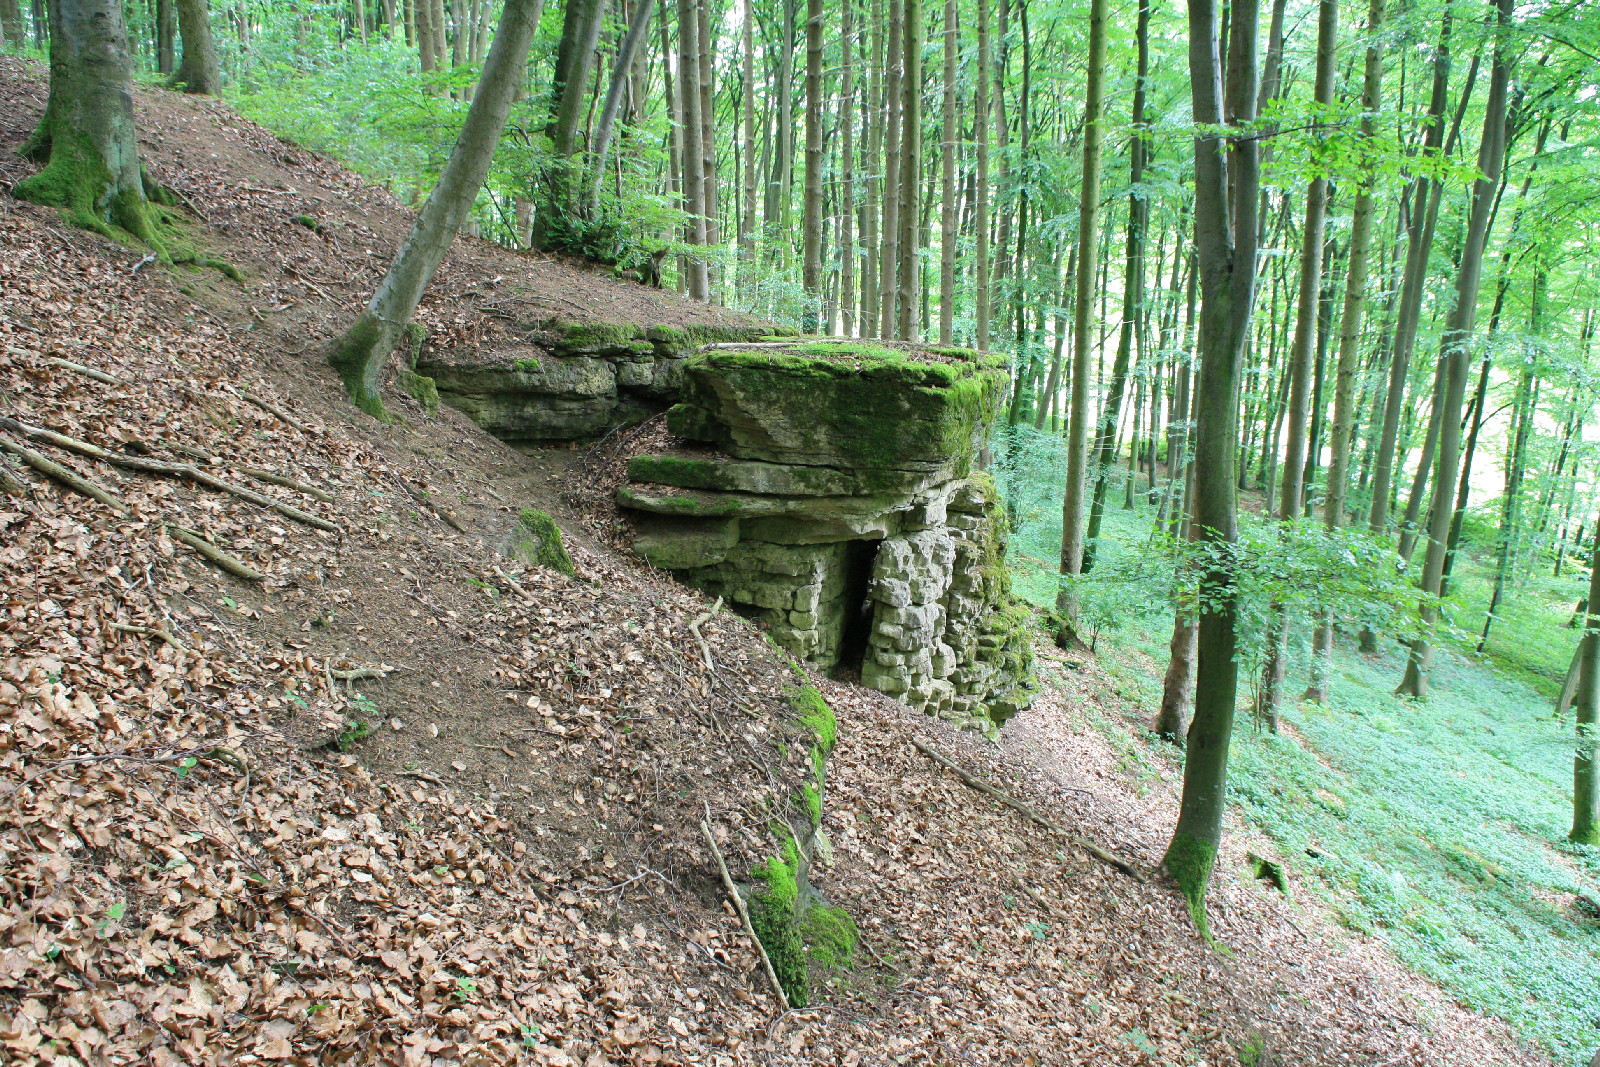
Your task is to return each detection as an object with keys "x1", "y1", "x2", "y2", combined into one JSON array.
[
  {"x1": 1162, "y1": 830, "x2": 1217, "y2": 943},
  {"x1": 328, "y1": 311, "x2": 404, "y2": 421}
]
